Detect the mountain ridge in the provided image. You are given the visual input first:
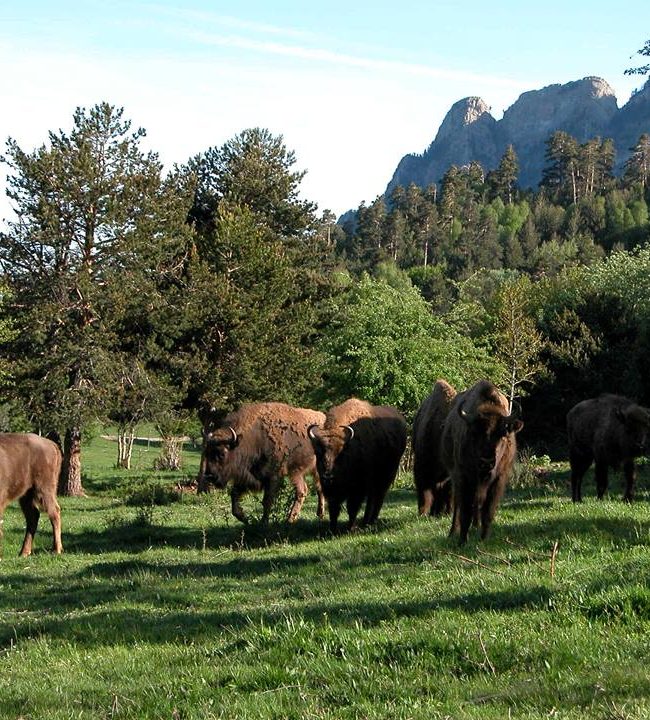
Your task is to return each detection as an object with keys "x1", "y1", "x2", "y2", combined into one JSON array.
[{"x1": 383, "y1": 76, "x2": 650, "y2": 200}]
